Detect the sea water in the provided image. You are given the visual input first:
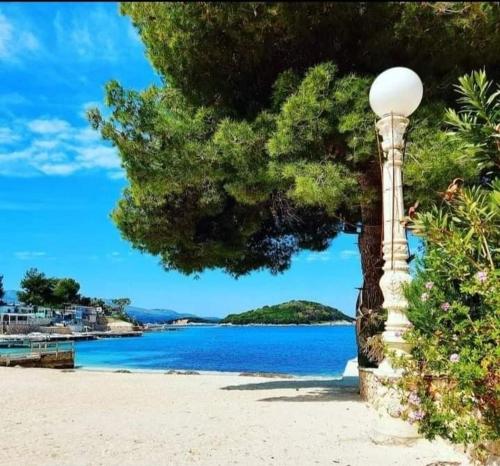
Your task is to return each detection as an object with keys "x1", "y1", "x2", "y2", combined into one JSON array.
[{"x1": 75, "y1": 325, "x2": 356, "y2": 376}]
